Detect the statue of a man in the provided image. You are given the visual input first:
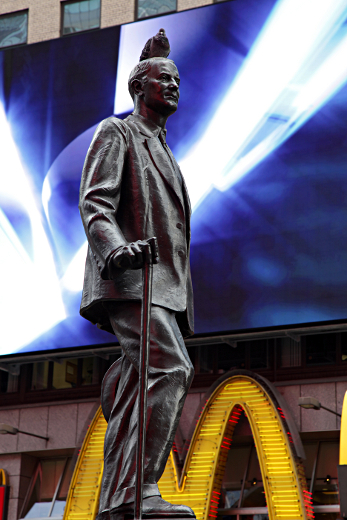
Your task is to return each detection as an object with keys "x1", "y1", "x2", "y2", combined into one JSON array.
[{"x1": 79, "y1": 30, "x2": 195, "y2": 520}]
